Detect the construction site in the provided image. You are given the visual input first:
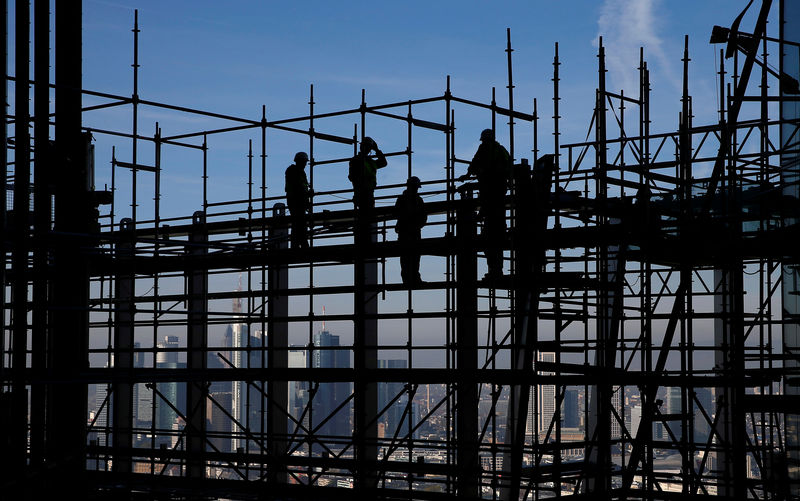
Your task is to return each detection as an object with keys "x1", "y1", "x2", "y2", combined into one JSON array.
[{"x1": 1, "y1": 0, "x2": 799, "y2": 499}]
